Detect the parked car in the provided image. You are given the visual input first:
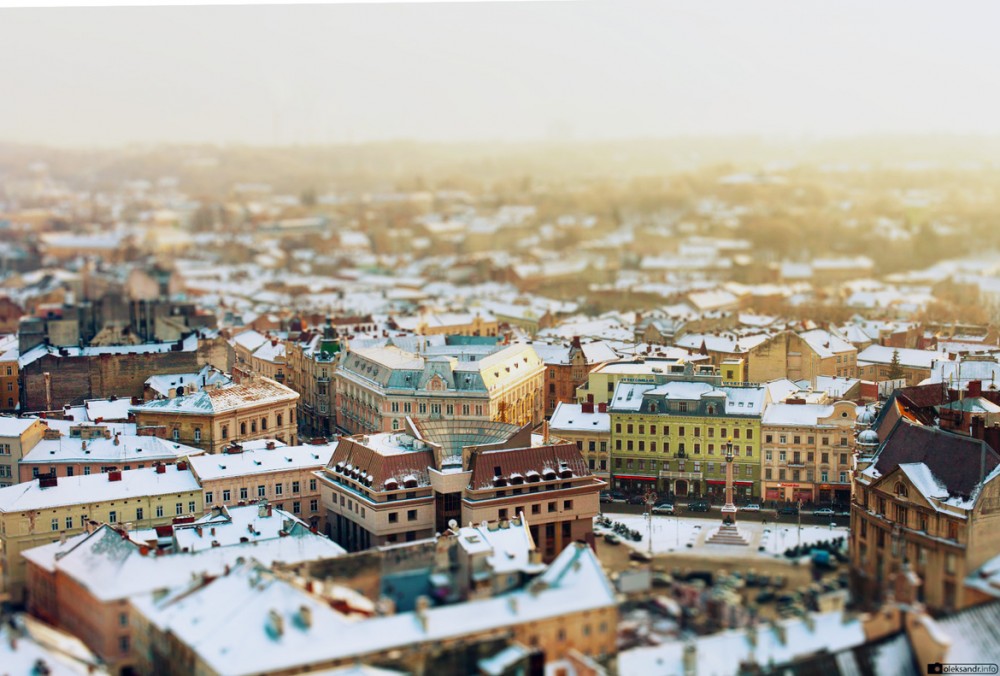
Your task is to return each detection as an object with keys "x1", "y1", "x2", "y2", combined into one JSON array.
[
  {"x1": 778, "y1": 505, "x2": 800, "y2": 515},
  {"x1": 813, "y1": 507, "x2": 836, "y2": 517},
  {"x1": 604, "y1": 533, "x2": 622, "y2": 545},
  {"x1": 628, "y1": 494, "x2": 650, "y2": 505},
  {"x1": 741, "y1": 503, "x2": 761, "y2": 512},
  {"x1": 687, "y1": 501, "x2": 710, "y2": 513},
  {"x1": 608, "y1": 491, "x2": 628, "y2": 504},
  {"x1": 629, "y1": 549, "x2": 653, "y2": 562},
  {"x1": 599, "y1": 491, "x2": 612, "y2": 504},
  {"x1": 652, "y1": 502, "x2": 675, "y2": 515}
]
